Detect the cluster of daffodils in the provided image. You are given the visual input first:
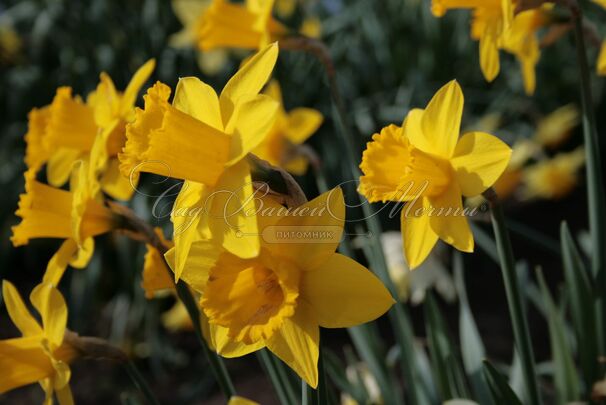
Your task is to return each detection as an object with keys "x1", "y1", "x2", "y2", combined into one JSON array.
[
  {"x1": 4, "y1": 42, "x2": 393, "y2": 403},
  {"x1": 430, "y1": 1, "x2": 606, "y2": 93}
]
